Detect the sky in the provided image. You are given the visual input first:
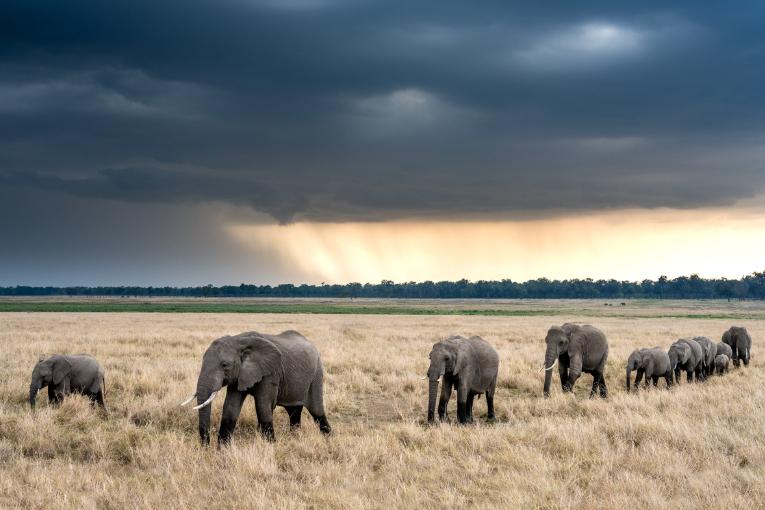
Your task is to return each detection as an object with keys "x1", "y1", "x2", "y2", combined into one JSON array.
[{"x1": 1, "y1": 1, "x2": 765, "y2": 286}]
